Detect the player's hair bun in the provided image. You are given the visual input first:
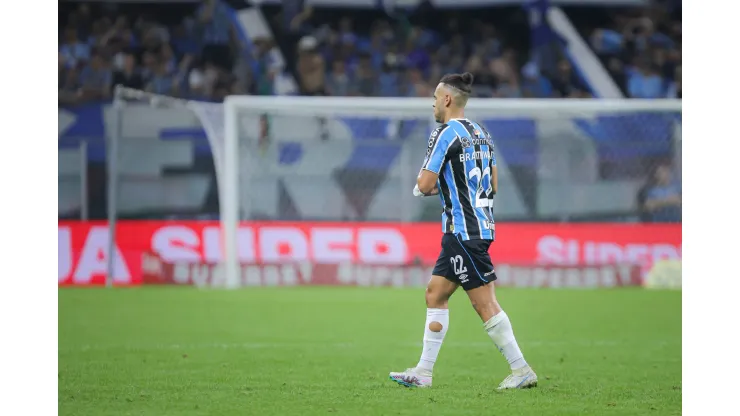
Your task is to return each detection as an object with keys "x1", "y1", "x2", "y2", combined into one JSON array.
[
  {"x1": 439, "y1": 72, "x2": 474, "y2": 94},
  {"x1": 460, "y1": 72, "x2": 474, "y2": 86}
]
